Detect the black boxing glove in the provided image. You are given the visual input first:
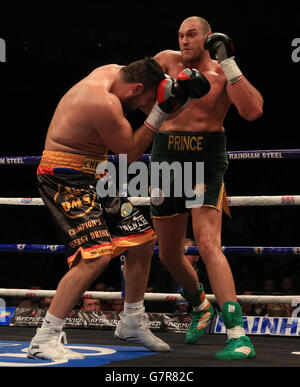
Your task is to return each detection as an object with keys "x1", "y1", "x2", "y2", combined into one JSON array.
[
  {"x1": 204, "y1": 33, "x2": 244, "y2": 84},
  {"x1": 144, "y1": 77, "x2": 188, "y2": 132},
  {"x1": 176, "y1": 68, "x2": 211, "y2": 98},
  {"x1": 158, "y1": 76, "x2": 189, "y2": 113},
  {"x1": 144, "y1": 70, "x2": 211, "y2": 132},
  {"x1": 204, "y1": 32, "x2": 234, "y2": 62}
]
